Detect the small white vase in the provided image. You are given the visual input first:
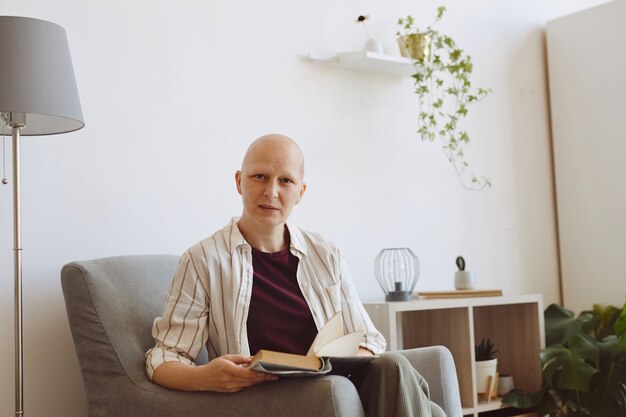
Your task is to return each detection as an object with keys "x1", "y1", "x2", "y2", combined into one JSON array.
[
  {"x1": 364, "y1": 38, "x2": 383, "y2": 53},
  {"x1": 475, "y1": 358, "x2": 498, "y2": 394},
  {"x1": 498, "y1": 374, "x2": 515, "y2": 396},
  {"x1": 455, "y1": 271, "x2": 476, "y2": 290}
]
